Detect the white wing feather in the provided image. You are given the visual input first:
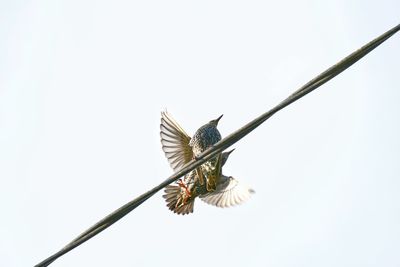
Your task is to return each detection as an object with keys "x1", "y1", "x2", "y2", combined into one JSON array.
[
  {"x1": 160, "y1": 111, "x2": 193, "y2": 171},
  {"x1": 200, "y1": 175, "x2": 254, "y2": 208}
]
